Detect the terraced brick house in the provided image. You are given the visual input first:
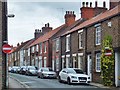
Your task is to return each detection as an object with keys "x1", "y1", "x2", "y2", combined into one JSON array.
[{"x1": 63, "y1": 1, "x2": 120, "y2": 86}]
